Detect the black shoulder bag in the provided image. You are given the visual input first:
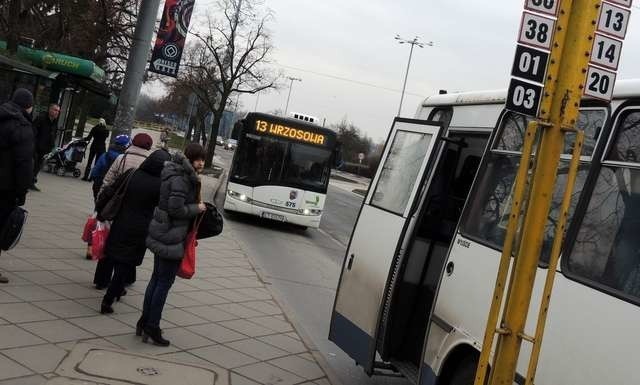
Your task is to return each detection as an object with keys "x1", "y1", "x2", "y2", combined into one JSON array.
[{"x1": 97, "y1": 168, "x2": 135, "y2": 221}]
